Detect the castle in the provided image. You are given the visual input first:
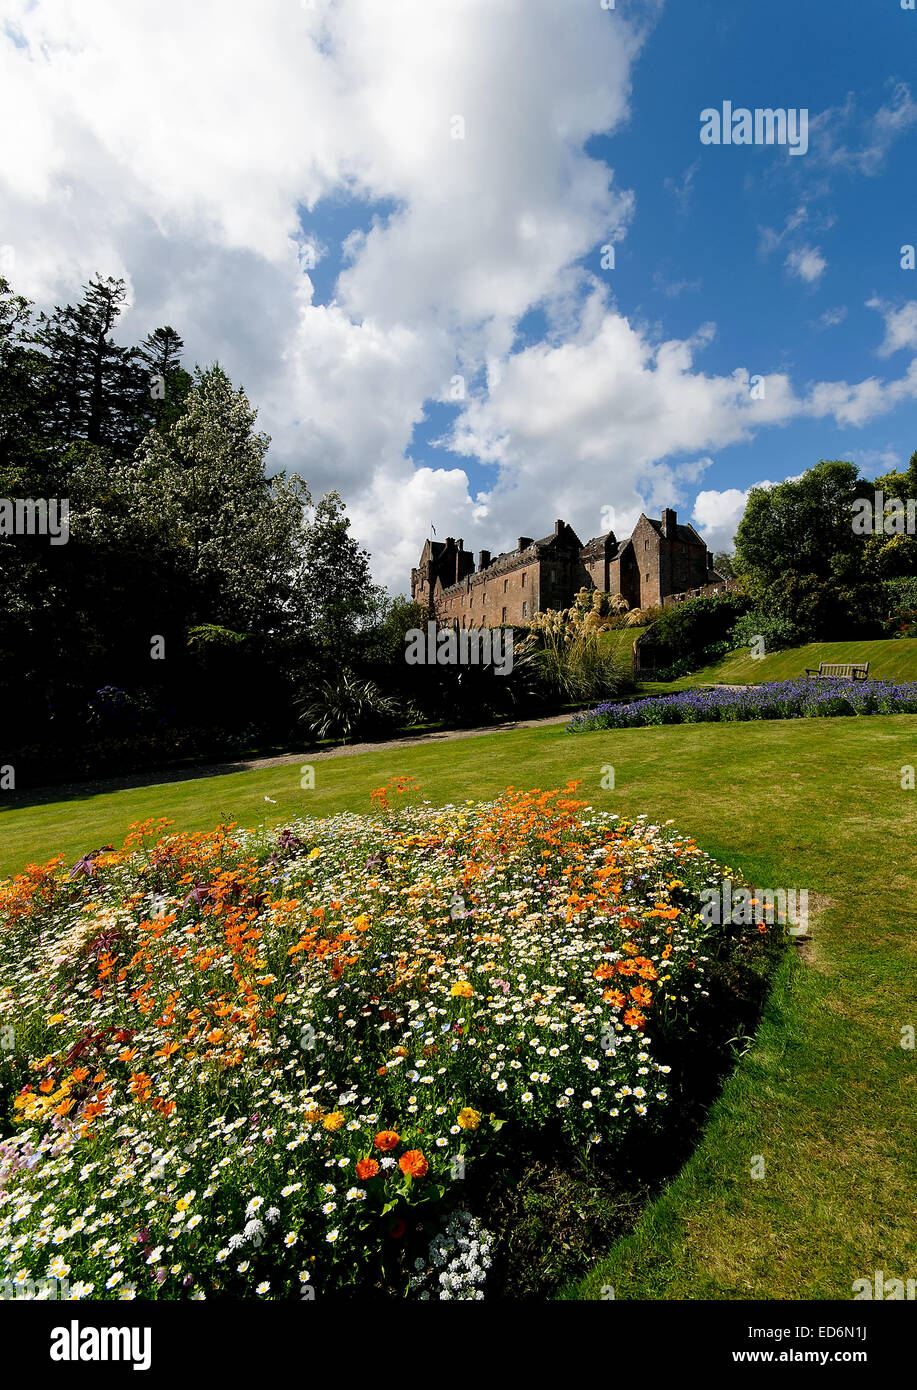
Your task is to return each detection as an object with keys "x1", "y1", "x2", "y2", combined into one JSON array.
[{"x1": 411, "y1": 509, "x2": 729, "y2": 627}]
